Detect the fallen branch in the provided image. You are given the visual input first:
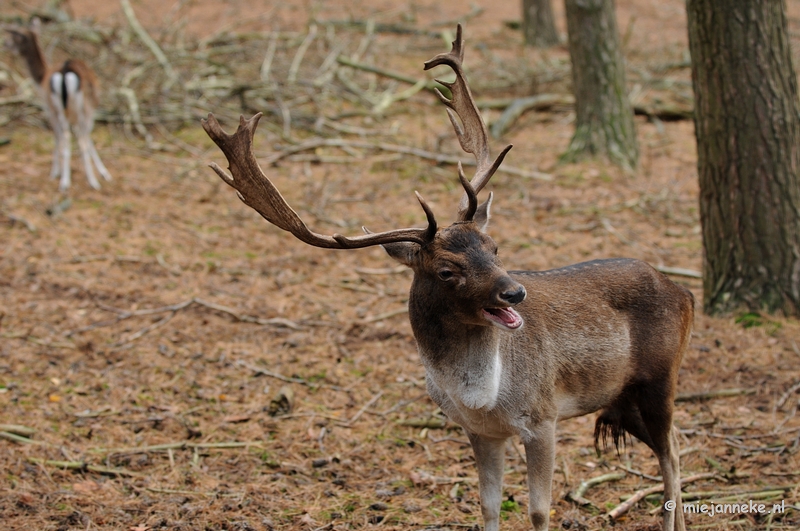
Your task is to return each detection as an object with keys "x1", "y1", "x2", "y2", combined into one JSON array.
[
  {"x1": 478, "y1": 95, "x2": 693, "y2": 136},
  {"x1": 193, "y1": 298, "x2": 303, "y2": 329},
  {"x1": 27, "y1": 457, "x2": 142, "y2": 477},
  {"x1": 566, "y1": 472, "x2": 626, "y2": 507},
  {"x1": 410, "y1": 469, "x2": 478, "y2": 486},
  {"x1": 776, "y1": 380, "x2": 800, "y2": 410},
  {"x1": 236, "y1": 359, "x2": 348, "y2": 392},
  {"x1": 336, "y1": 55, "x2": 439, "y2": 91},
  {"x1": 0, "y1": 431, "x2": 42, "y2": 445},
  {"x1": 287, "y1": 24, "x2": 317, "y2": 84},
  {"x1": 655, "y1": 265, "x2": 702, "y2": 279},
  {"x1": 111, "y1": 310, "x2": 176, "y2": 349},
  {"x1": 265, "y1": 137, "x2": 552, "y2": 181},
  {"x1": 682, "y1": 485, "x2": 795, "y2": 503},
  {"x1": 607, "y1": 472, "x2": 716, "y2": 521},
  {"x1": 340, "y1": 391, "x2": 383, "y2": 427},
  {"x1": 259, "y1": 30, "x2": 279, "y2": 83},
  {"x1": 119, "y1": 0, "x2": 178, "y2": 90},
  {"x1": 491, "y1": 94, "x2": 575, "y2": 138},
  {"x1": 723, "y1": 438, "x2": 785, "y2": 453},
  {"x1": 398, "y1": 418, "x2": 448, "y2": 429},
  {"x1": 0, "y1": 424, "x2": 35, "y2": 437},
  {"x1": 324, "y1": 19, "x2": 441, "y2": 38},
  {"x1": 675, "y1": 388, "x2": 756, "y2": 402},
  {"x1": 66, "y1": 297, "x2": 302, "y2": 338},
  {"x1": 89, "y1": 440, "x2": 265, "y2": 455},
  {"x1": 354, "y1": 266, "x2": 408, "y2": 275},
  {"x1": 360, "y1": 307, "x2": 408, "y2": 324},
  {"x1": 145, "y1": 487, "x2": 214, "y2": 497}
]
